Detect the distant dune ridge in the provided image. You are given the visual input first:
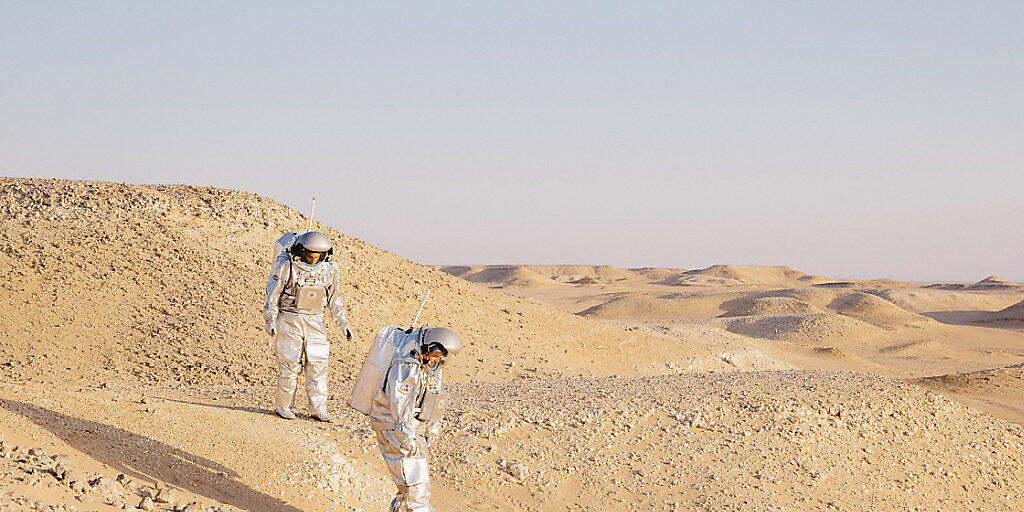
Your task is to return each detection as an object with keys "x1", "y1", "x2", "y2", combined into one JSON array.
[
  {"x1": 671, "y1": 264, "x2": 832, "y2": 286},
  {"x1": 437, "y1": 265, "x2": 555, "y2": 287},
  {"x1": 968, "y1": 275, "x2": 1021, "y2": 290}
]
